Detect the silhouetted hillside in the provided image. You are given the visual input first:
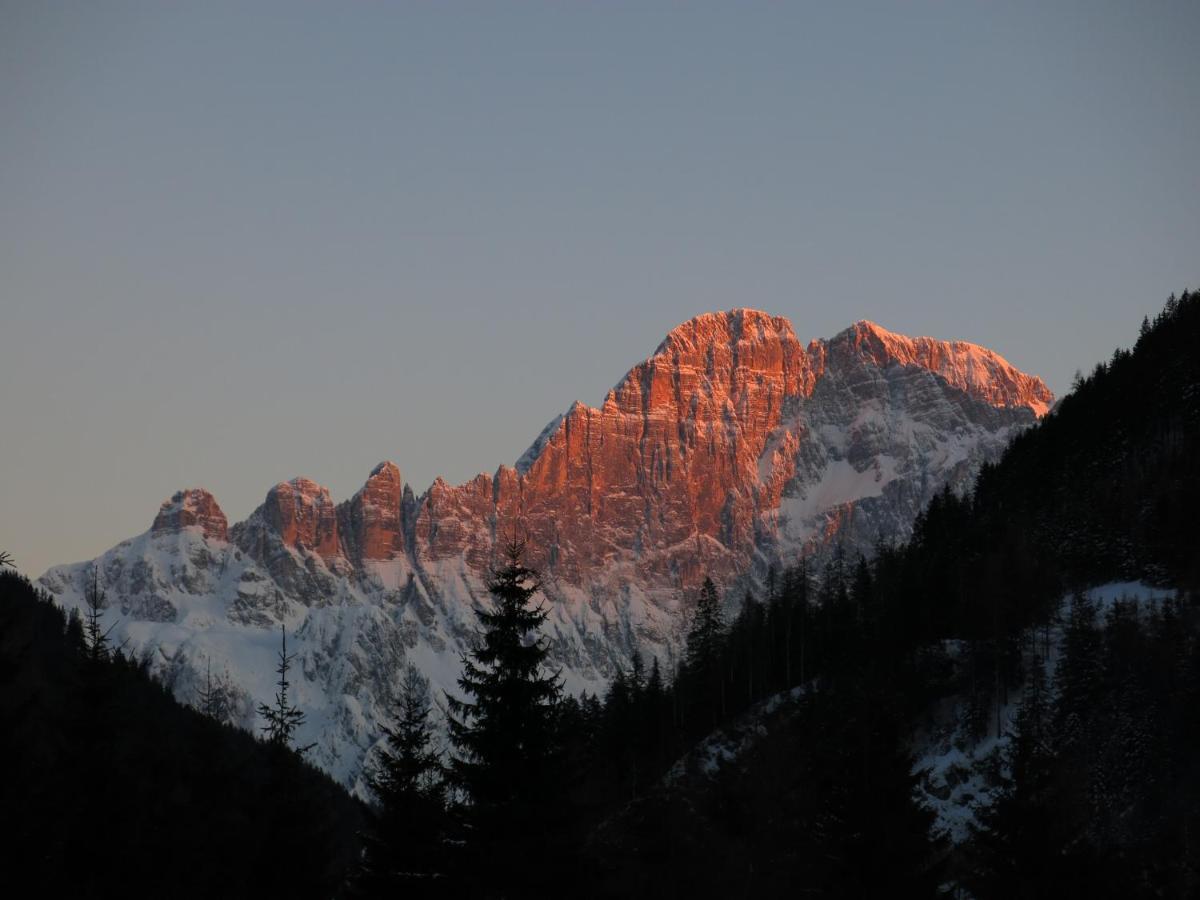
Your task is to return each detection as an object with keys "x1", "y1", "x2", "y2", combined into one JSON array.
[
  {"x1": 0, "y1": 570, "x2": 363, "y2": 898},
  {"x1": 893, "y1": 289, "x2": 1200, "y2": 647}
]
